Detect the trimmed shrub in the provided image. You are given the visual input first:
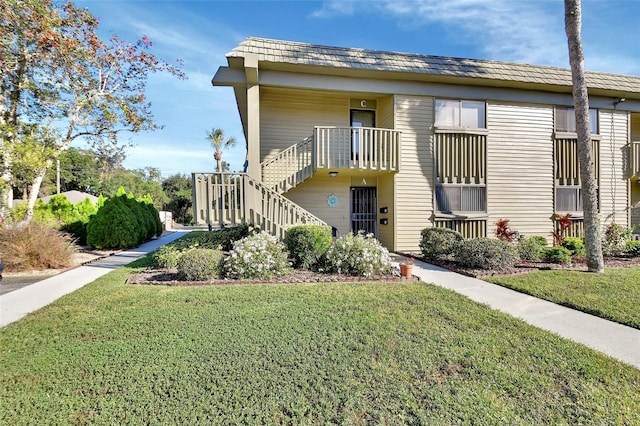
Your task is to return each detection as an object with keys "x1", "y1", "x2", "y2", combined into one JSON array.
[
  {"x1": 517, "y1": 236, "x2": 548, "y2": 262},
  {"x1": 285, "y1": 225, "x2": 332, "y2": 270},
  {"x1": 140, "y1": 194, "x2": 163, "y2": 237},
  {"x1": 544, "y1": 246, "x2": 572, "y2": 264},
  {"x1": 419, "y1": 227, "x2": 464, "y2": 261},
  {"x1": 0, "y1": 223, "x2": 75, "y2": 272},
  {"x1": 121, "y1": 195, "x2": 151, "y2": 244},
  {"x1": 562, "y1": 236, "x2": 585, "y2": 256},
  {"x1": 602, "y1": 223, "x2": 631, "y2": 257},
  {"x1": 176, "y1": 248, "x2": 224, "y2": 281},
  {"x1": 152, "y1": 226, "x2": 251, "y2": 268},
  {"x1": 195, "y1": 224, "x2": 251, "y2": 251},
  {"x1": 225, "y1": 232, "x2": 292, "y2": 279},
  {"x1": 61, "y1": 197, "x2": 99, "y2": 245},
  {"x1": 325, "y1": 232, "x2": 391, "y2": 277},
  {"x1": 86, "y1": 197, "x2": 140, "y2": 249},
  {"x1": 625, "y1": 240, "x2": 640, "y2": 257},
  {"x1": 153, "y1": 245, "x2": 184, "y2": 269},
  {"x1": 454, "y1": 238, "x2": 519, "y2": 271}
]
